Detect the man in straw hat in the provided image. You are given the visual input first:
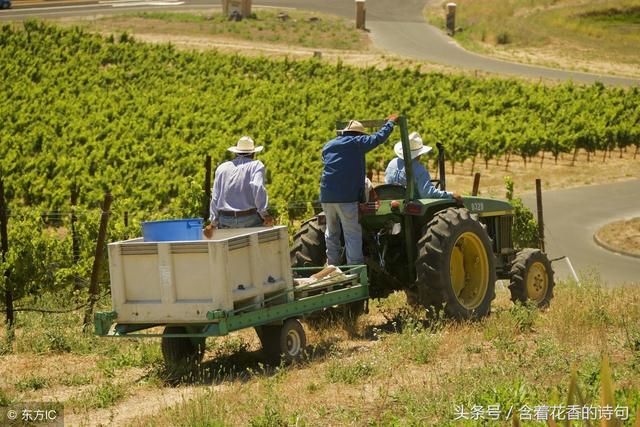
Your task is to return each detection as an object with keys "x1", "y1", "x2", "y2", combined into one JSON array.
[
  {"x1": 385, "y1": 131, "x2": 463, "y2": 203},
  {"x1": 205, "y1": 136, "x2": 273, "y2": 236},
  {"x1": 320, "y1": 114, "x2": 399, "y2": 266}
]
